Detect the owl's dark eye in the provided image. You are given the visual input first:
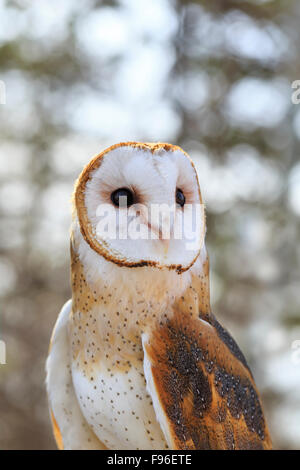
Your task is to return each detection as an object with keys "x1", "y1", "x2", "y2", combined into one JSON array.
[
  {"x1": 111, "y1": 188, "x2": 134, "y2": 207},
  {"x1": 176, "y1": 188, "x2": 185, "y2": 207}
]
